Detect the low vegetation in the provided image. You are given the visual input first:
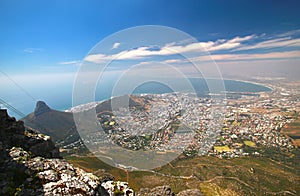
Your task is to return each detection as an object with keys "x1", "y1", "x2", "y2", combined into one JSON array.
[{"x1": 65, "y1": 147, "x2": 300, "y2": 195}]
